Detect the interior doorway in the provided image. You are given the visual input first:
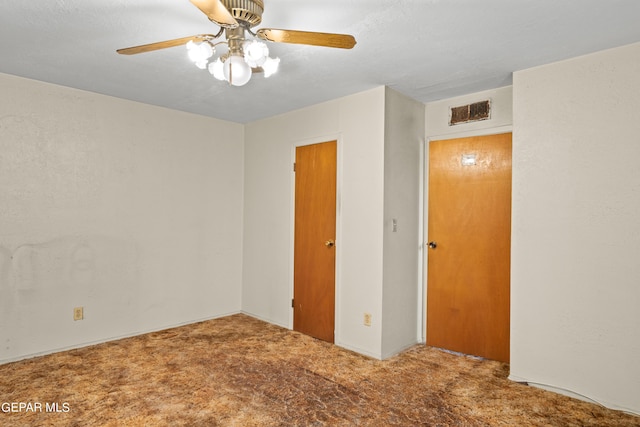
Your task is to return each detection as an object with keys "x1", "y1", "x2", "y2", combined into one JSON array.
[
  {"x1": 293, "y1": 140, "x2": 337, "y2": 343},
  {"x1": 426, "y1": 133, "x2": 512, "y2": 362}
]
